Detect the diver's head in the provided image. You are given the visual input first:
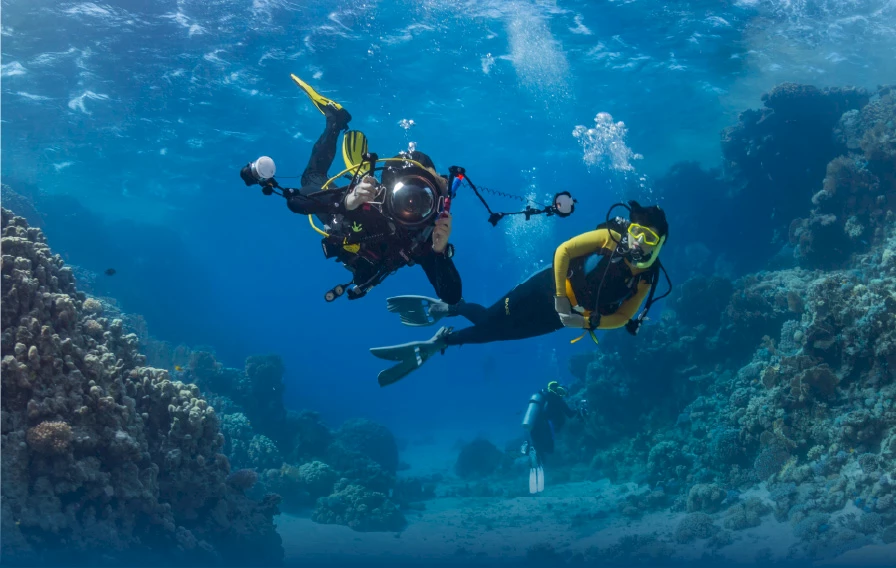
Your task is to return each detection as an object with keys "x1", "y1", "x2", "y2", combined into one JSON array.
[
  {"x1": 625, "y1": 201, "x2": 668, "y2": 268},
  {"x1": 381, "y1": 151, "x2": 447, "y2": 229},
  {"x1": 546, "y1": 381, "x2": 569, "y2": 397}
]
